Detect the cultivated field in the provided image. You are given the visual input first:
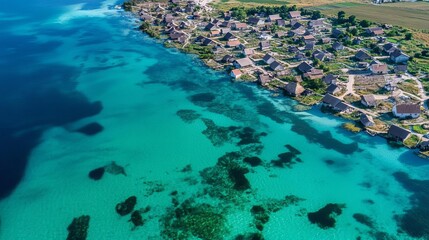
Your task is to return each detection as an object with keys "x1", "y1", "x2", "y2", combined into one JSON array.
[
  {"x1": 212, "y1": 0, "x2": 364, "y2": 11},
  {"x1": 315, "y1": 2, "x2": 429, "y2": 31}
]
